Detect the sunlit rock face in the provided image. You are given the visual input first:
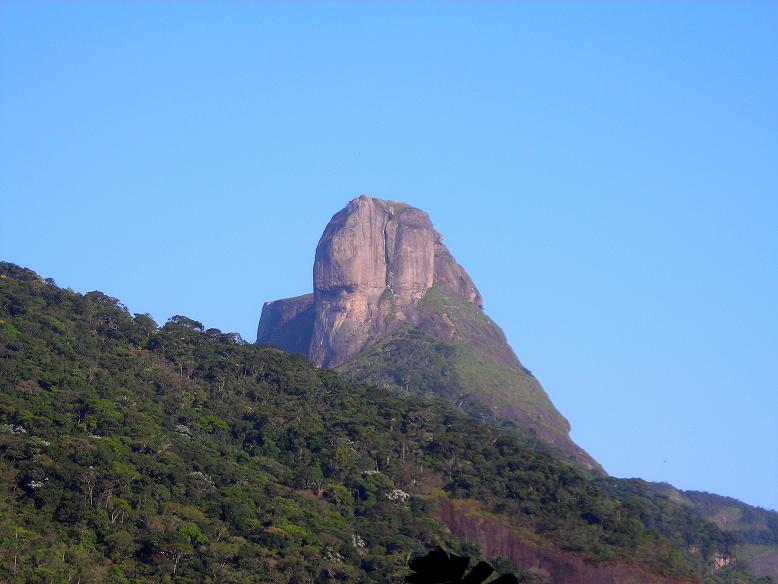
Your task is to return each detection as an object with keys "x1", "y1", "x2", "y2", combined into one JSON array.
[
  {"x1": 257, "y1": 195, "x2": 484, "y2": 368},
  {"x1": 309, "y1": 195, "x2": 481, "y2": 367}
]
